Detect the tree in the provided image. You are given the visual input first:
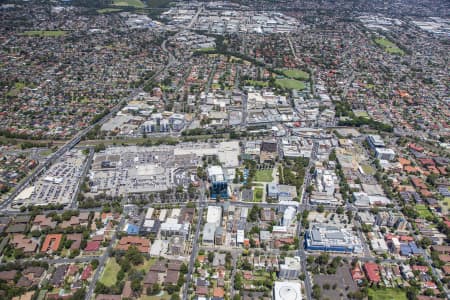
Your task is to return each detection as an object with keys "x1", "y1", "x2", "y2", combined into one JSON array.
[
  {"x1": 247, "y1": 205, "x2": 260, "y2": 222},
  {"x1": 170, "y1": 294, "x2": 180, "y2": 300},
  {"x1": 180, "y1": 263, "x2": 188, "y2": 274},
  {"x1": 131, "y1": 278, "x2": 142, "y2": 292},
  {"x1": 312, "y1": 284, "x2": 322, "y2": 299},
  {"x1": 30, "y1": 230, "x2": 41, "y2": 238},
  {"x1": 69, "y1": 249, "x2": 80, "y2": 259},
  {"x1": 317, "y1": 205, "x2": 325, "y2": 213},
  {"x1": 91, "y1": 259, "x2": 99, "y2": 270},
  {"x1": 315, "y1": 253, "x2": 329, "y2": 265},
  {"x1": 208, "y1": 252, "x2": 215, "y2": 263},
  {"x1": 147, "y1": 283, "x2": 161, "y2": 296},
  {"x1": 117, "y1": 269, "x2": 126, "y2": 282},
  {"x1": 234, "y1": 273, "x2": 243, "y2": 290},
  {"x1": 71, "y1": 288, "x2": 86, "y2": 300},
  {"x1": 417, "y1": 237, "x2": 432, "y2": 249},
  {"x1": 336, "y1": 206, "x2": 344, "y2": 214},
  {"x1": 125, "y1": 246, "x2": 144, "y2": 265}
]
